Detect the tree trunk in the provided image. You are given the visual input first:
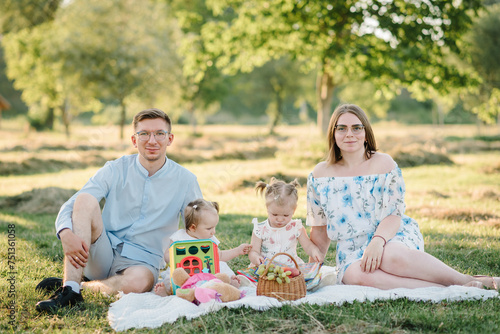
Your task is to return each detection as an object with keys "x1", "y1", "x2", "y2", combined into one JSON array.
[
  {"x1": 61, "y1": 98, "x2": 71, "y2": 138},
  {"x1": 188, "y1": 101, "x2": 197, "y2": 136},
  {"x1": 476, "y1": 115, "x2": 481, "y2": 136},
  {"x1": 316, "y1": 70, "x2": 335, "y2": 135},
  {"x1": 119, "y1": 99, "x2": 126, "y2": 140},
  {"x1": 437, "y1": 103, "x2": 444, "y2": 126},
  {"x1": 497, "y1": 108, "x2": 500, "y2": 135},
  {"x1": 268, "y1": 84, "x2": 284, "y2": 135},
  {"x1": 45, "y1": 107, "x2": 55, "y2": 130}
]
